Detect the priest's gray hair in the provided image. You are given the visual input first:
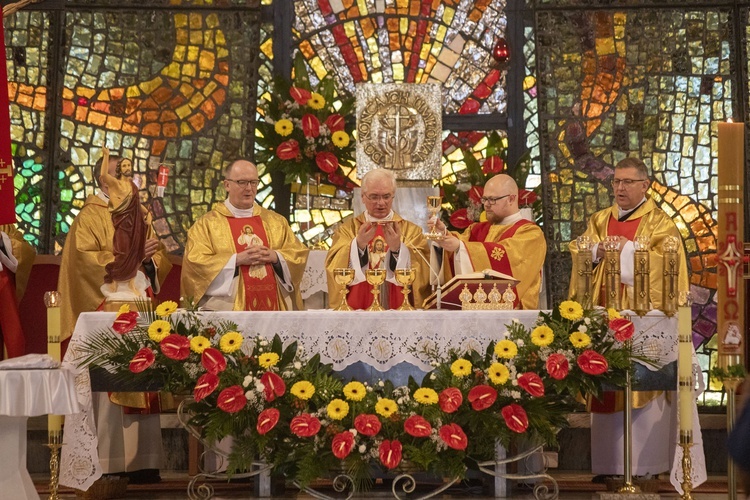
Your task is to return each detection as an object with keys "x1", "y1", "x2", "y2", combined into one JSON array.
[{"x1": 361, "y1": 169, "x2": 398, "y2": 194}]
